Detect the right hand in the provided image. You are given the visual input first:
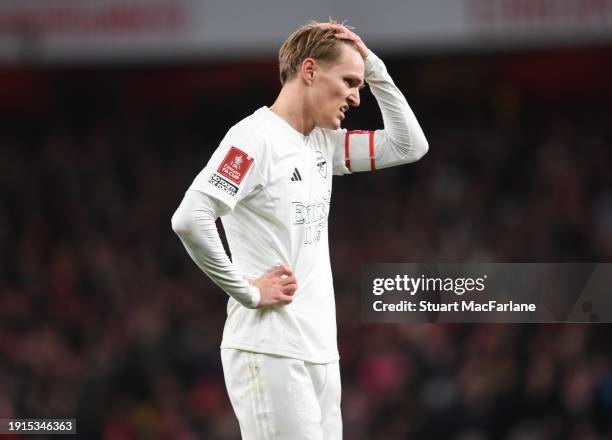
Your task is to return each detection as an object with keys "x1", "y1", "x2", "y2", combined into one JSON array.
[{"x1": 249, "y1": 265, "x2": 298, "y2": 307}]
